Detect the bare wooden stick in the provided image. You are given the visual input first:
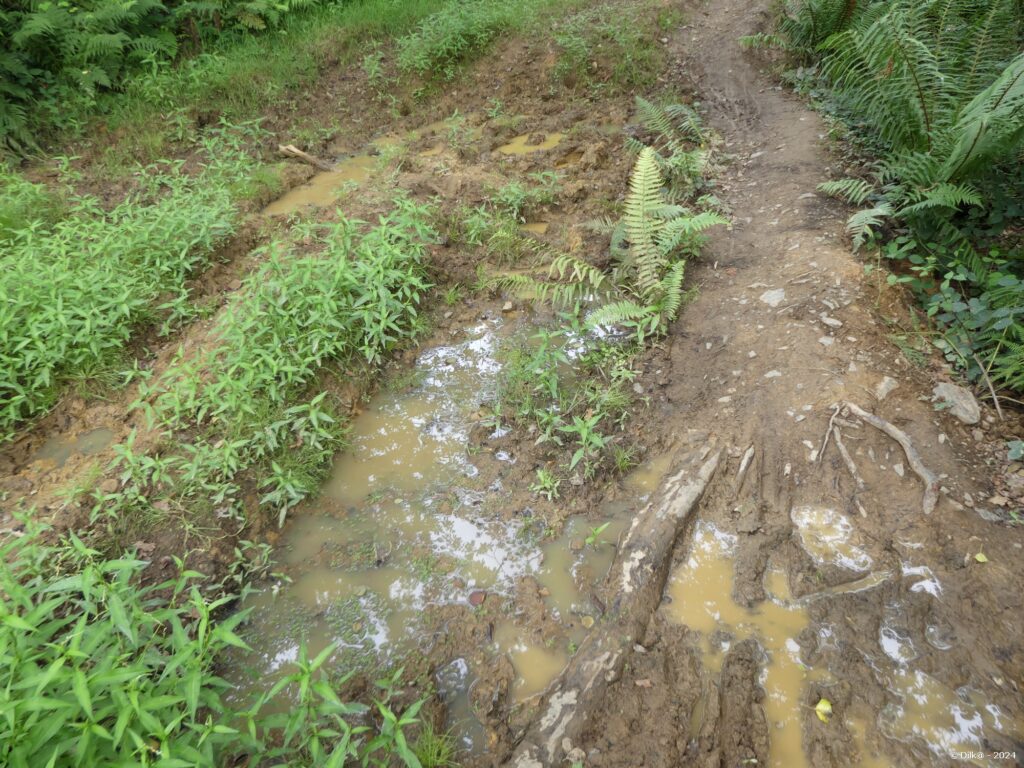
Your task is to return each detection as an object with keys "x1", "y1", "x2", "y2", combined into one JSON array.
[
  {"x1": 844, "y1": 402, "x2": 939, "y2": 514},
  {"x1": 277, "y1": 144, "x2": 334, "y2": 171}
]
